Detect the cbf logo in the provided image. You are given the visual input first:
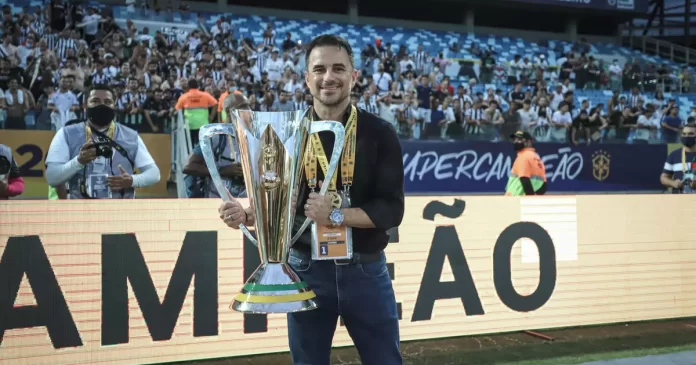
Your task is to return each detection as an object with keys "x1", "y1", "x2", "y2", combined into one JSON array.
[{"x1": 592, "y1": 150, "x2": 611, "y2": 181}]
